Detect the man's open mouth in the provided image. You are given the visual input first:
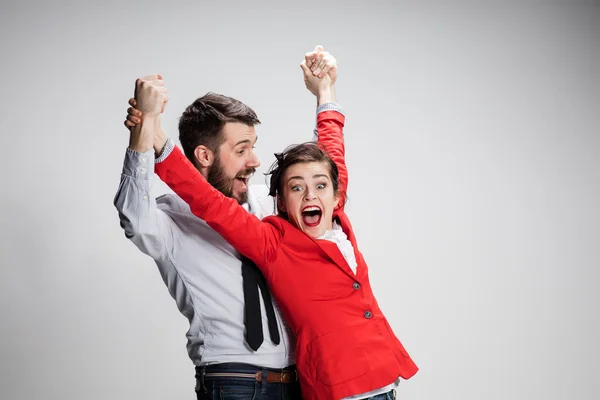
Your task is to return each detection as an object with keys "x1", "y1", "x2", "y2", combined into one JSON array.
[
  {"x1": 236, "y1": 176, "x2": 249, "y2": 185},
  {"x1": 235, "y1": 170, "x2": 254, "y2": 188}
]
